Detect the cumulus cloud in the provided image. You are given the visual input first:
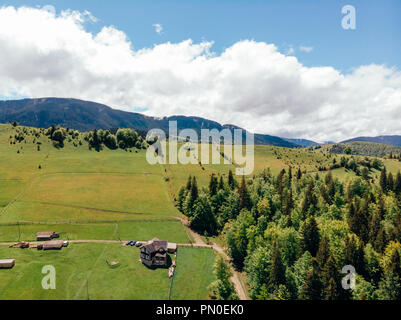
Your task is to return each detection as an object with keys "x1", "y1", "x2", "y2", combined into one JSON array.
[
  {"x1": 299, "y1": 46, "x2": 313, "y2": 53},
  {"x1": 0, "y1": 6, "x2": 400, "y2": 142},
  {"x1": 152, "y1": 23, "x2": 163, "y2": 35}
]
